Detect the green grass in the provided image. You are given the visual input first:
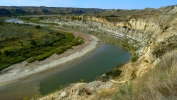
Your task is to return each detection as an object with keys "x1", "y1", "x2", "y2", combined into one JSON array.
[{"x1": 0, "y1": 23, "x2": 83, "y2": 70}]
